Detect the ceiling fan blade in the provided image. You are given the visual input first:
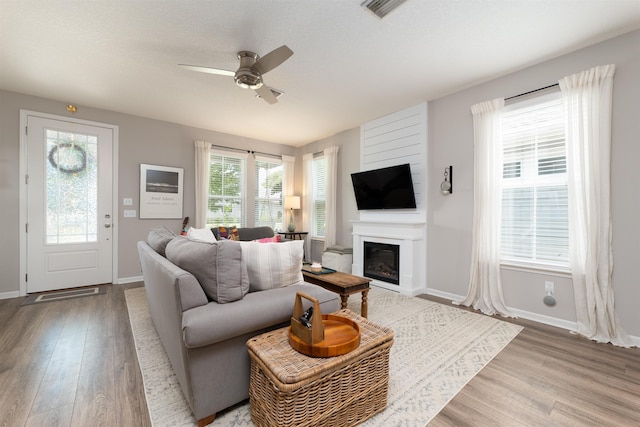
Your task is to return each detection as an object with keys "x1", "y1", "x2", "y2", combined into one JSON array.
[
  {"x1": 252, "y1": 45, "x2": 293, "y2": 75},
  {"x1": 255, "y1": 85, "x2": 278, "y2": 104},
  {"x1": 178, "y1": 64, "x2": 235, "y2": 77}
]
